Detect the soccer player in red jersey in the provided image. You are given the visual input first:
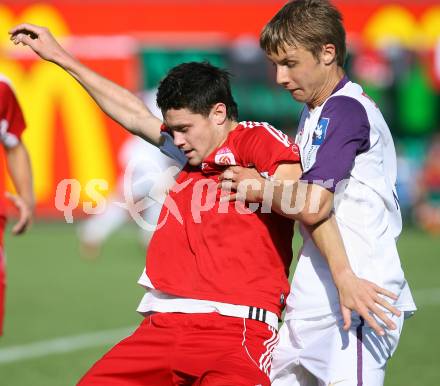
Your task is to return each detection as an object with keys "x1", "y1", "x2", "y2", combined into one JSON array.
[
  {"x1": 0, "y1": 74, "x2": 34, "y2": 336},
  {"x1": 10, "y1": 25, "x2": 398, "y2": 385}
]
